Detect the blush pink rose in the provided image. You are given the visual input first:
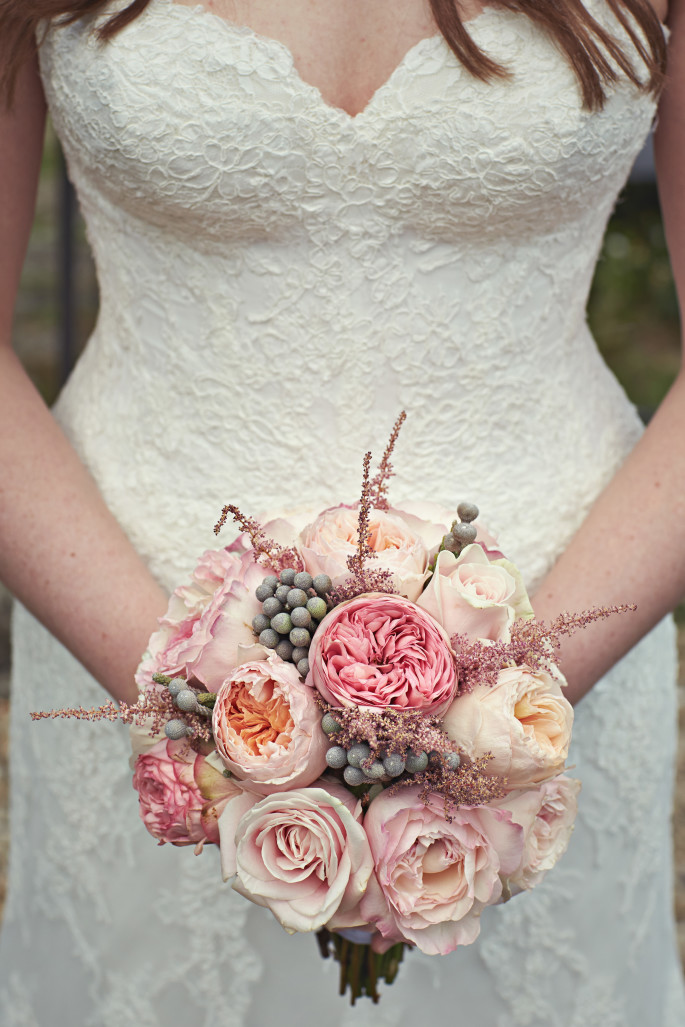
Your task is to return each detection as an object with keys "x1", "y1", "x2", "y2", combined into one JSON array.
[
  {"x1": 298, "y1": 504, "x2": 431, "y2": 601},
  {"x1": 494, "y1": 775, "x2": 581, "y2": 891},
  {"x1": 308, "y1": 593, "x2": 457, "y2": 712},
  {"x1": 217, "y1": 778, "x2": 374, "y2": 933},
  {"x1": 180, "y1": 550, "x2": 265, "y2": 692},
  {"x1": 135, "y1": 546, "x2": 264, "y2": 694},
  {"x1": 417, "y1": 545, "x2": 533, "y2": 643},
  {"x1": 442, "y1": 664, "x2": 574, "y2": 790},
  {"x1": 360, "y1": 786, "x2": 524, "y2": 955},
  {"x1": 133, "y1": 737, "x2": 237, "y2": 847},
  {"x1": 212, "y1": 655, "x2": 328, "y2": 793}
]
